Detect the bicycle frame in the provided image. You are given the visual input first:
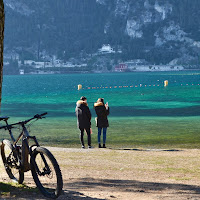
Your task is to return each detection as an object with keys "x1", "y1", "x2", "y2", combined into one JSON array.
[
  {"x1": 0, "y1": 113, "x2": 62, "y2": 199},
  {"x1": 0, "y1": 112, "x2": 49, "y2": 174},
  {"x1": 4, "y1": 120, "x2": 39, "y2": 172}
]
